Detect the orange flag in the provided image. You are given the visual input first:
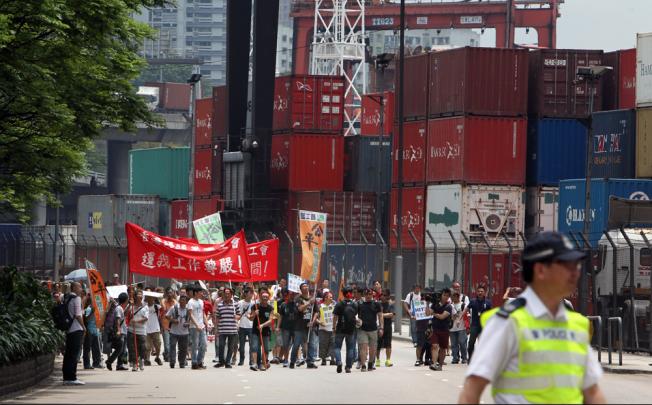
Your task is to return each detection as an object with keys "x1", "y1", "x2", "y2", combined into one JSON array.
[
  {"x1": 86, "y1": 260, "x2": 108, "y2": 328},
  {"x1": 299, "y1": 210, "x2": 327, "y2": 283}
]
